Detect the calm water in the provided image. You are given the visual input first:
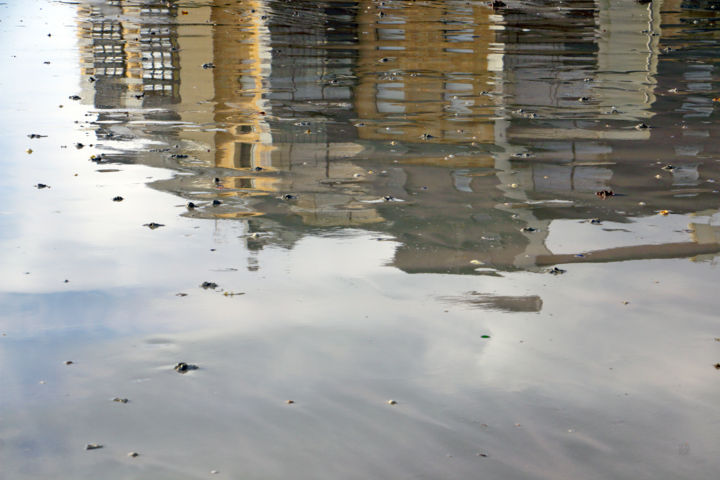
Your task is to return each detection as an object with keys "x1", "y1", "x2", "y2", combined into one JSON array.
[{"x1": 1, "y1": 0, "x2": 719, "y2": 478}]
